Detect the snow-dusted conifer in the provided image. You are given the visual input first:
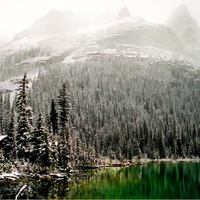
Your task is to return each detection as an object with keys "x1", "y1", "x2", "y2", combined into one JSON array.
[
  {"x1": 32, "y1": 113, "x2": 52, "y2": 167},
  {"x1": 3, "y1": 93, "x2": 11, "y2": 133},
  {"x1": 3, "y1": 106, "x2": 16, "y2": 160},
  {"x1": 58, "y1": 83, "x2": 71, "y2": 171},
  {"x1": 50, "y1": 99, "x2": 59, "y2": 135},
  {"x1": 58, "y1": 83, "x2": 70, "y2": 133},
  {"x1": 16, "y1": 73, "x2": 35, "y2": 160},
  {"x1": 0, "y1": 92, "x2": 3, "y2": 134}
]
